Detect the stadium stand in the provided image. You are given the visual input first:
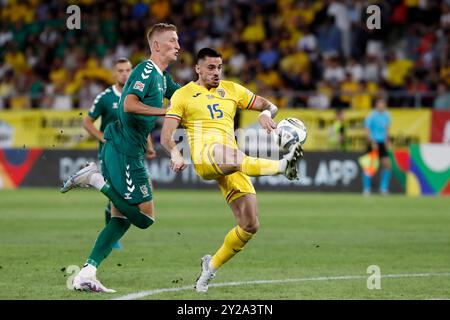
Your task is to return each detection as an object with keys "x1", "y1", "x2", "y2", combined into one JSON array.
[{"x1": 0, "y1": 0, "x2": 449, "y2": 110}]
